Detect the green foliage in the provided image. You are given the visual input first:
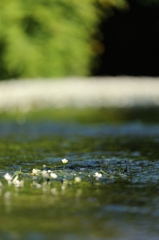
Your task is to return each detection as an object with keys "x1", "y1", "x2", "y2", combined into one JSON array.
[
  {"x1": 97, "y1": 0, "x2": 128, "y2": 9},
  {"x1": 0, "y1": 0, "x2": 97, "y2": 79},
  {"x1": 0, "y1": 0, "x2": 127, "y2": 79}
]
